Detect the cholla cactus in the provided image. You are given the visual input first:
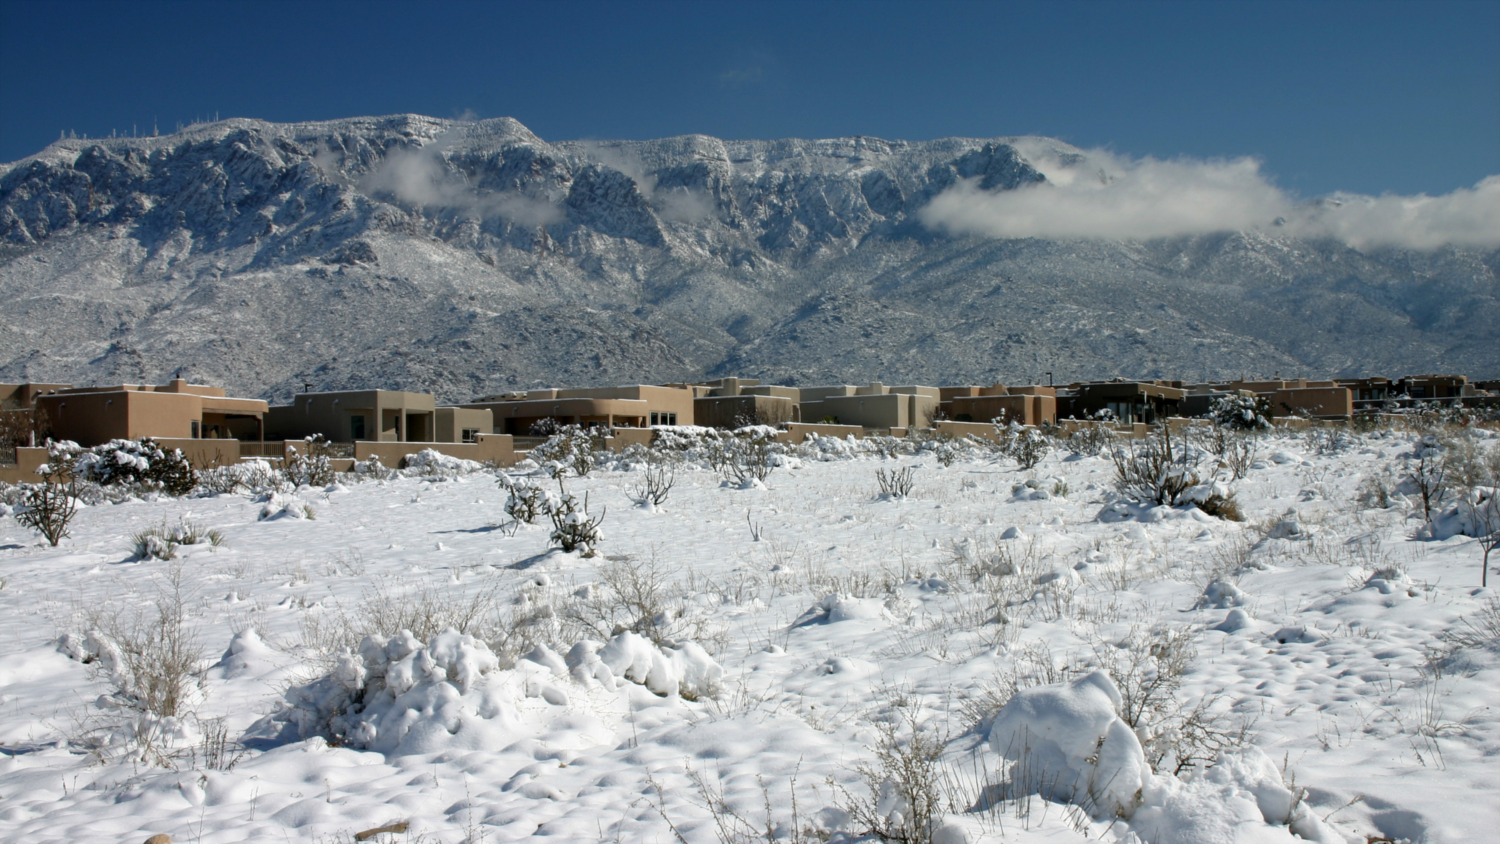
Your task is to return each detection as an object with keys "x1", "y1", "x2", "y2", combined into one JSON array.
[
  {"x1": 548, "y1": 491, "x2": 604, "y2": 556},
  {"x1": 499, "y1": 475, "x2": 550, "y2": 526},
  {"x1": 1004, "y1": 424, "x2": 1053, "y2": 470}
]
